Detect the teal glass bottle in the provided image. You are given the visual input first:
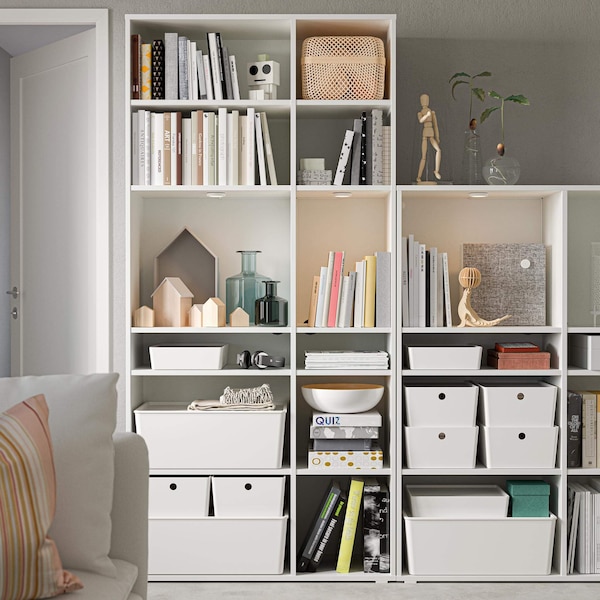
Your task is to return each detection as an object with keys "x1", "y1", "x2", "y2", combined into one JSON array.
[
  {"x1": 255, "y1": 280, "x2": 288, "y2": 327},
  {"x1": 225, "y1": 251, "x2": 270, "y2": 324}
]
